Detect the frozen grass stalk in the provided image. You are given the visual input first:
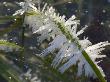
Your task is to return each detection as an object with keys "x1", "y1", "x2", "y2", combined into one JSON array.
[{"x1": 13, "y1": 0, "x2": 110, "y2": 82}]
